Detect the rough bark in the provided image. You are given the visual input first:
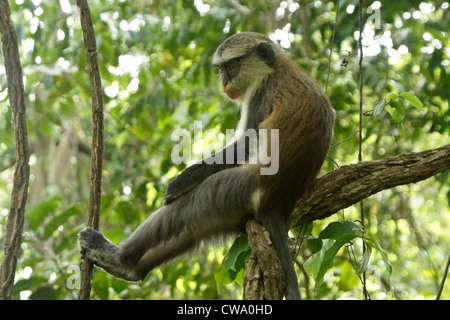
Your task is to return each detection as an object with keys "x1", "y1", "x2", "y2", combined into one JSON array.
[
  {"x1": 244, "y1": 220, "x2": 285, "y2": 300},
  {"x1": 290, "y1": 144, "x2": 450, "y2": 227},
  {"x1": 76, "y1": 0, "x2": 105, "y2": 300},
  {"x1": 0, "y1": 0, "x2": 31, "y2": 300}
]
